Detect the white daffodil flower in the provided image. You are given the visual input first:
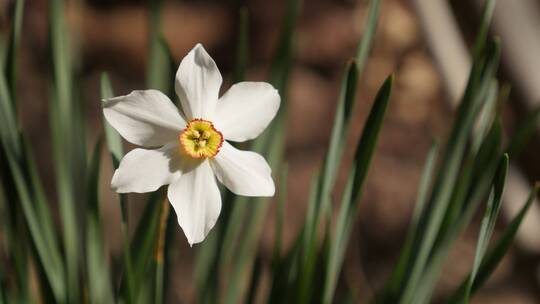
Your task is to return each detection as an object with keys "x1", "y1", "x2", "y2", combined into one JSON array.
[{"x1": 103, "y1": 44, "x2": 280, "y2": 245}]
